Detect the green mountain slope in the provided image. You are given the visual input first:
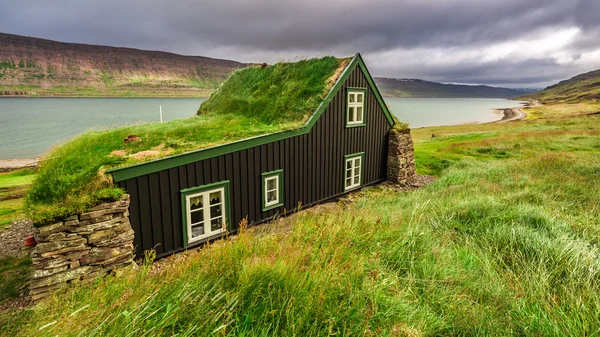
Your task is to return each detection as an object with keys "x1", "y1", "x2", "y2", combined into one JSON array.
[
  {"x1": 0, "y1": 33, "x2": 247, "y2": 97},
  {"x1": 520, "y1": 69, "x2": 600, "y2": 103},
  {"x1": 374, "y1": 77, "x2": 537, "y2": 98}
]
